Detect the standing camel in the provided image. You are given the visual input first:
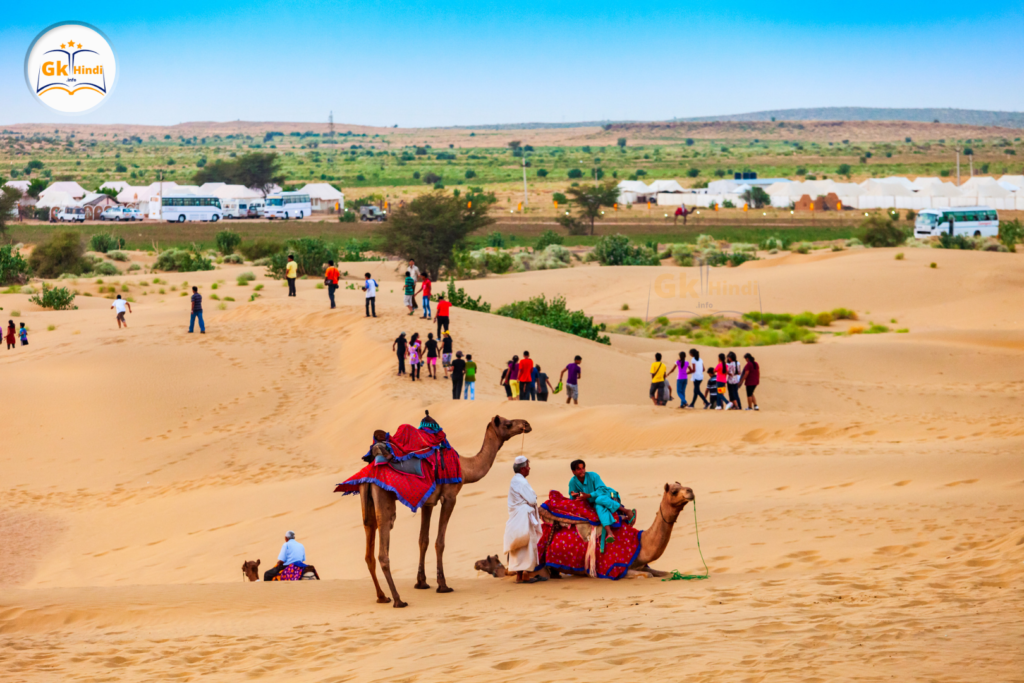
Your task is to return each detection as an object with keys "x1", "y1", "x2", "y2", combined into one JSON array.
[{"x1": 360, "y1": 414, "x2": 532, "y2": 607}]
